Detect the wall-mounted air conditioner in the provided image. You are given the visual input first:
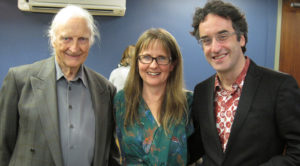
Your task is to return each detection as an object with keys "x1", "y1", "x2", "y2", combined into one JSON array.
[{"x1": 18, "y1": 0, "x2": 126, "y2": 16}]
